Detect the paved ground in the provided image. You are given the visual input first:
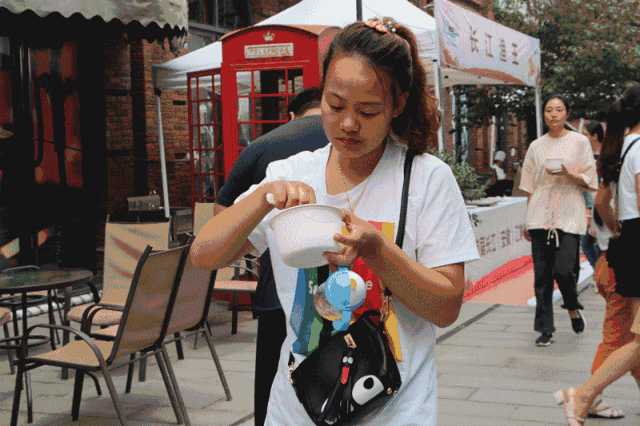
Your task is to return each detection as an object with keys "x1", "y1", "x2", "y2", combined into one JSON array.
[{"x1": 1, "y1": 275, "x2": 639, "y2": 426}]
